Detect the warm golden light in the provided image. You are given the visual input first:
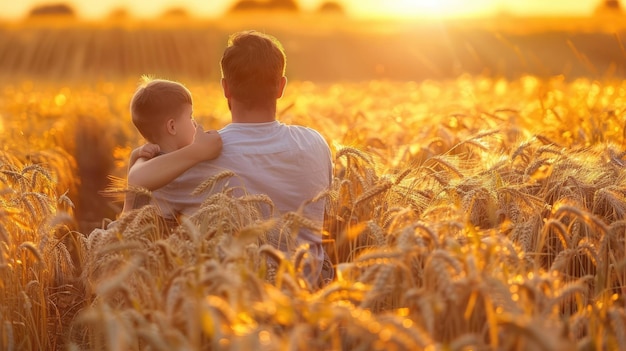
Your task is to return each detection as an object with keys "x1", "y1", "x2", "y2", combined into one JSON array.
[
  {"x1": 0, "y1": 0, "x2": 606, "y2": 20},
  {"x1": 365, "y1": 0, "x2": 486, "y2": 18}
]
